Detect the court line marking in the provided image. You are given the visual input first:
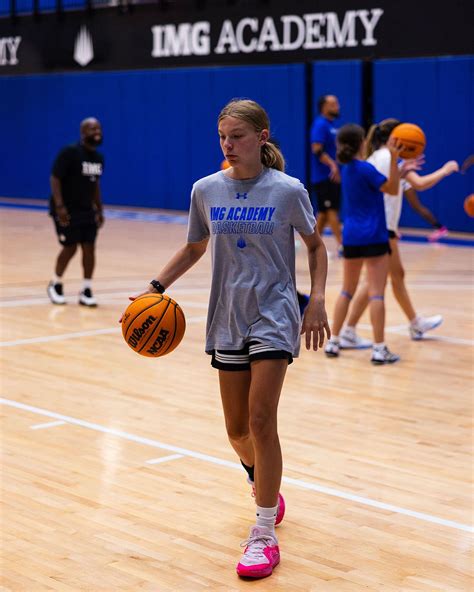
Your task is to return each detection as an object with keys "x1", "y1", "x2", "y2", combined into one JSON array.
[
  {"x1": 1, "y1": 397, "x2": 472, "y2": 534},
  {"x1": 0, "y1": 289, "x2": 211, "y2": 308},
  {"x1": 2, "y1": 282, "x2": 473, "y2": 308},
  {"x1": 0, "y1": 316, "x2": 207, "y2": 348},
  {"x1": 30, "y1": 420, "x2": 66, "y2": 430},
  {"x1": 145, "y1": 454, "x2": 184, "y2": 465},
  {"x1": 1, "y1": 316, "x2": 471, "y2": 348}
]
